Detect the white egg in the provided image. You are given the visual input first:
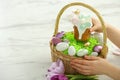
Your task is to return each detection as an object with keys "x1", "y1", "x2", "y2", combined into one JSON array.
[
  {"x1": 77, "y1": 49, "x2": 88, "y2": 57},
  {"x1": 91, "y1": 52, "x2": 98, "y2": 56},
  {"x1": 56, "y1": 42, "x2": 69, "y2": 51},
  {"x1": 68, "y1": 46, "x2": 76, "y2": 56}
]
